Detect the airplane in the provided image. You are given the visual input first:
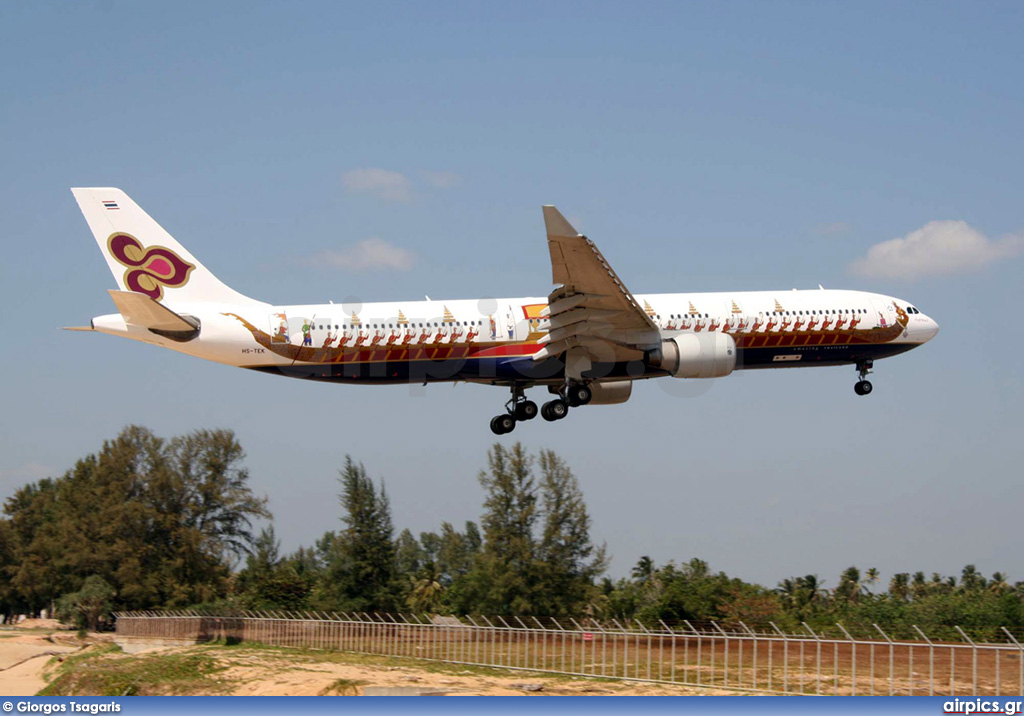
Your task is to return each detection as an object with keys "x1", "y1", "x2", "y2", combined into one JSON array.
[{"x1": 68, "y1": 188, "x2": 939, "y2": 435}]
